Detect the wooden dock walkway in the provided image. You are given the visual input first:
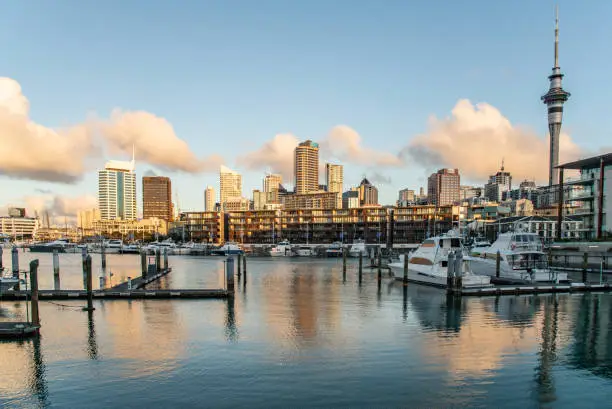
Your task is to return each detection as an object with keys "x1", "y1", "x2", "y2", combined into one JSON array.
[
  {"x1": 456, "y1": 282, "x2": 612, "y2": 297},
  {"x1": 107, "y1": 267, "x2": 172, "y2": 291},
  {"x1": 0, "y1": 288, "x2": 229, "y2": 301}
]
